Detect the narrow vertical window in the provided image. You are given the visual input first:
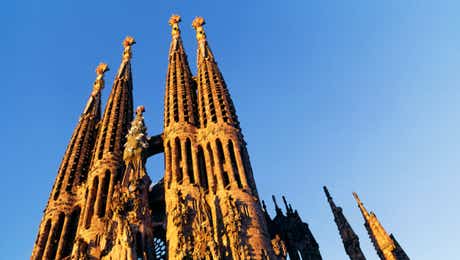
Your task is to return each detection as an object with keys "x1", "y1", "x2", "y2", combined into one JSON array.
[
  {"x1": 60, "y1": 207, "x2": 81, "y2": 258},
  {"x1": 175, "y1": 138, "x2": 183, "y2": 183},
  {"x1": 228, "y1": 140, "x2": 242, "y2": 188},
  {"x1": 216, "y1": 139, "x2": 230, "y2": 188},
  {"x1": 47, "y1": 213, "x2": 65, "y2": 260},
  {"x1": 197, "y1": 145, "x2": 208, "y2": 190},
  {"x1": 97, "y1": 170, "x2": 111, "y2": 217},
  {"x1": 85, "y1": 177, "x2": 99, "y2": 229},
  {"x1": 185, "y1": 138, "x2": 195, "y2": 183}
]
